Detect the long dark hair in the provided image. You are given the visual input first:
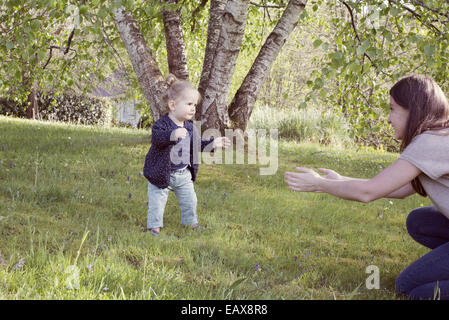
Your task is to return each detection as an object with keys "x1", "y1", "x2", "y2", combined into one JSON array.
[{"x1": 389, "y1": 75, "x2": 449, "y2": 196}]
